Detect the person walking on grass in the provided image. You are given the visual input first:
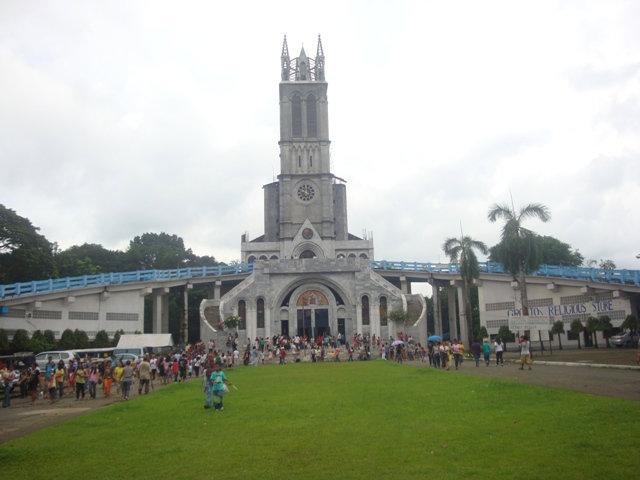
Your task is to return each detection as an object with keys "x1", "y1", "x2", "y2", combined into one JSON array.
[
  {"x1": 210, "y1": 364, "x2": 229, "y2": 411},
  {"x1": 26, "y1": 367, "x2": 40, "y2": 405},
  {"x1": 55, "y1": 362, "x2": 66, "y2": 399},
  {"x1": 470, "y1": 339, "x2": 482, "y2": 367},
  {"x1": 482, "y1": 339, "x2": 491, "y2": 366},
  {"x1": 452, "y1": 339, "x2": 463, "y2": 370},
  {"x1": 138, "y1": 356, "x2": 151, "y2": 395},
  {"x1": 75, "y1": 363, "x2": 86, "y2": 400},
  {"x1": 1, "y1": 365, "x2": 14, "y2": 408},
  {"x1": 102, "y1": 361, "x2": 113, "y2": 398},
  {"x1": 494, "y1": 338, "x2": 504, "y2": 366},
  {"x1": 87, "y1": 363, "x2": 99, "y2": 399},
  {"x1": 518, "y1": 336, "x2": 532, "y2": 370},
  {"x1": 121, "y1": 360, "x2": 134, "y2": 400},
  {"x1": 114, "y1": 360, "x2": 124, "y2": 394}
]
